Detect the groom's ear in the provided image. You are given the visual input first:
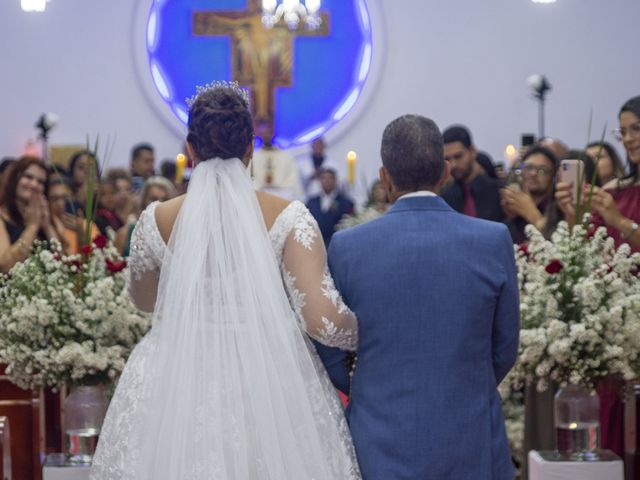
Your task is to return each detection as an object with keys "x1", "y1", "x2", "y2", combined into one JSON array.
[{"x1": 379, "y1": 166, "x2": 393, "y2": 194}]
